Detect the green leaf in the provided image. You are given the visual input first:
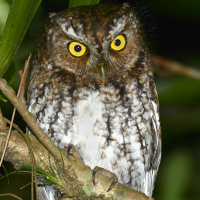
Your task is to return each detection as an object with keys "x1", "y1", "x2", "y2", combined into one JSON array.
[
  {"x1": 69, "y1": 0, "x2": 100, "y2": 8},
  {"x1": 0, "y1": 0, "x2": 10, "y2": 35},
  {"x1": 0, "y1": 0, "x2": 42, "y2": 77},
  {"x1": 17, "y1": 167, "x2": 58, "y2": 185},
  {"x1": 4, "y1": 62, "x2": 16, "y2": 85}
]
